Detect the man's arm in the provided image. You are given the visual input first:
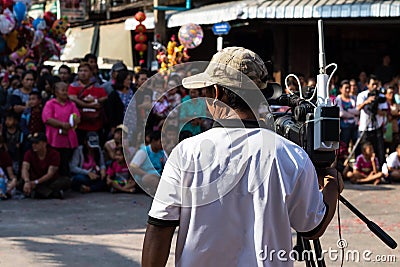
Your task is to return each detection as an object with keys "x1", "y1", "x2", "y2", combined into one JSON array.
[
  {"x1": 36, "y1": 166, "x2": 58, "y2": 184},
  {"x1": 142, "y1": 224, "x2": 176, "y2": 267},
  {"x1": 304, "y1": 168, "x2": 343, "y2": 240}
]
